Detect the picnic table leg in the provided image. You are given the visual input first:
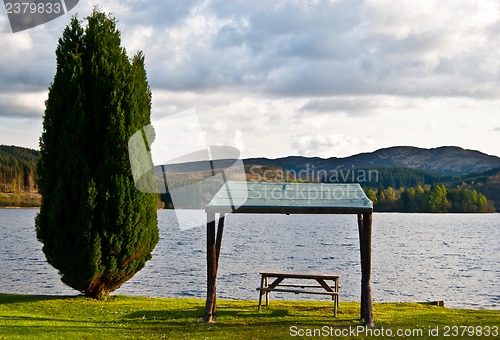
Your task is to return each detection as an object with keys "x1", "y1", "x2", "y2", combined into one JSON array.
[
  {"x1": 265, "y1": 276, "x2": 269, "y2": 306},
  {"x1": 258, "y1": 276, "x2": 285, "y2": 311},
  {"x1": 258, "y1": 275, "x2": 265, "y2": 311},
  {"x1": 315, "y1": 278, "x2": 339, "y2": 317},
  {"x1": 257, "y1": 275, "x2": 271, "y2": 311},
  {"x1": 333, "y1": 294, "x2": 337, "y2": 317},
  {"x1": 330, "y1": 278, "x2": 339, "y2": 317},
  {"x1": 335, "y1": 277, "x2": 339, "y2": 317}
]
